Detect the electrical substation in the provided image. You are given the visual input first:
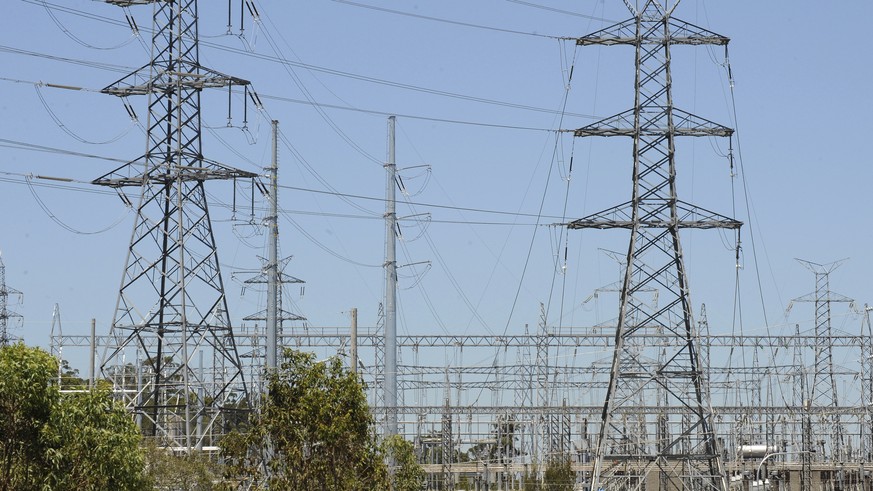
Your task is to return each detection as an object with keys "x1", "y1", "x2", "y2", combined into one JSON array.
[{"x1": 7, "y1": 0, "x2": 870, "y2": 490}]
